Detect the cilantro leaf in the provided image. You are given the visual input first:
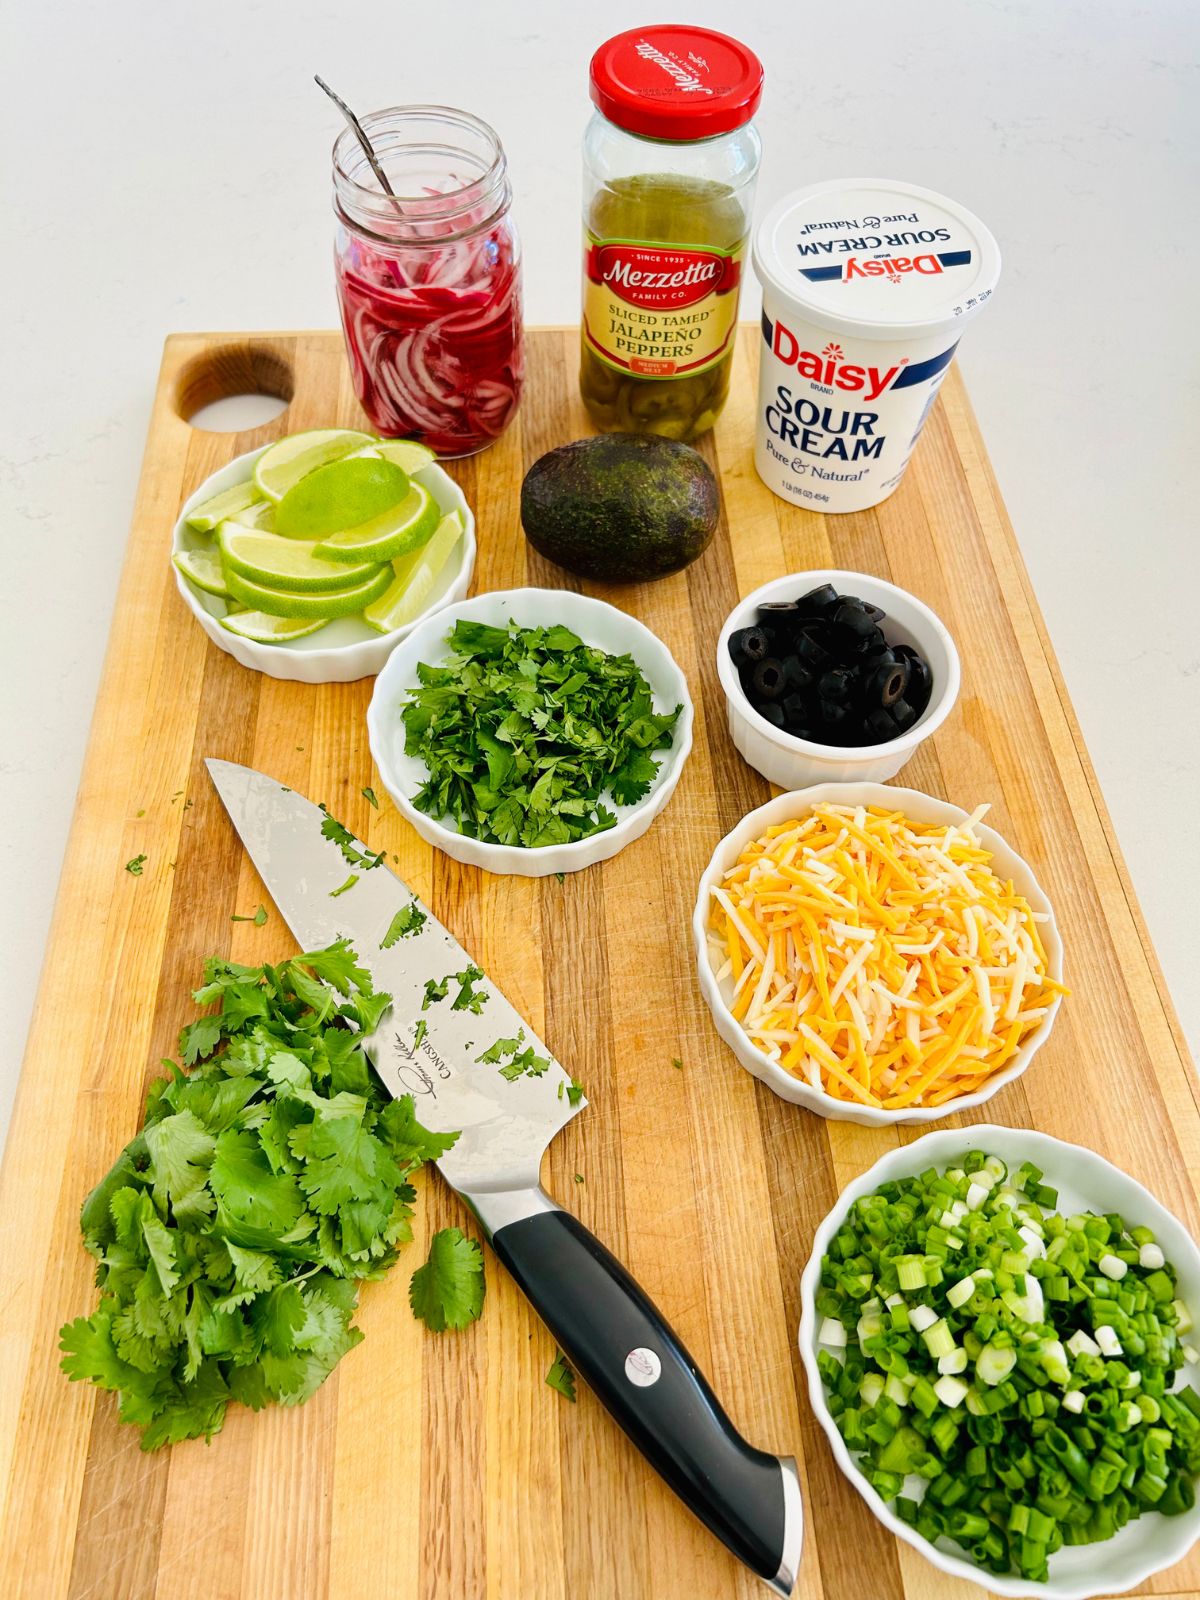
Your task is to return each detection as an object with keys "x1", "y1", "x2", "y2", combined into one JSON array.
[
  {"x1": 422, "y1": 975, "x2": 449, "y2": 1010},
  {"x1": 450, "y1": 965, "x2": 488, "y2": 1014},
  {"x1": 361, "y1": 786, "x2": 379, "y2": 808},
  {"x1": 408, "y1": 1228, "x2": 485, "y2": 1332},
  {"x1": 125, "y1": 854, "x2": 147, "y2": 876},
  {"x1": 380, "y1": 901, "x2": 426, "y2": 947},
  {"x1": 230, "y1": 905, "x2": 269, "y2": 925},
  {"x1": 546, "y1": 1350, "x2": 577, "y2": 1402}
]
